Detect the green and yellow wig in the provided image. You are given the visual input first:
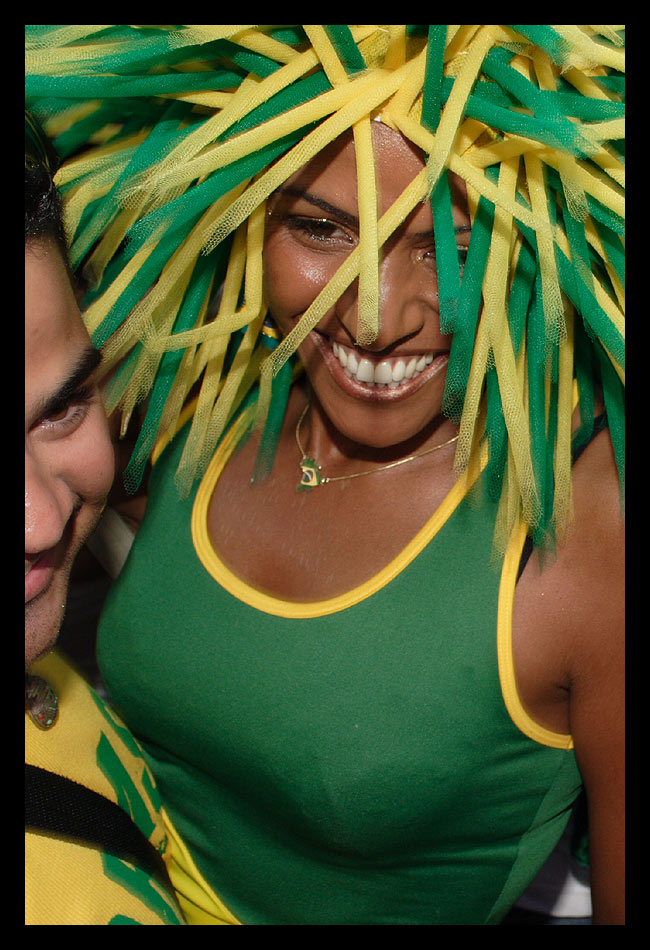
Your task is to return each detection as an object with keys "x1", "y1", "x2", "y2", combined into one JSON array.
[{"x1": 25, "y1": 25, "x2": 624, "y2": 551}]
